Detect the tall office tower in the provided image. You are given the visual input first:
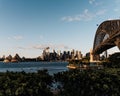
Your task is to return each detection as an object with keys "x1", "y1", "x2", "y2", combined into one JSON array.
[
  {"x1": 75, "y1": 50, "x2": 79, "y2": 59},
  {"x1": 67, "y1": 51, "x2": 70, "y2": 56},
  {"x1": 42, "y1": 47, "x2": 50, "y2": 61},
  {"x1": 45, "y1": 47, "x2": 50, "y2": 54},
  {"x1": 53, "y1": 49, "x2": 57, "y2": 60},
  {"x1": 57, "y1": 50, "x2": 61, "y2": 60},
  {"x1": 67, "y1": 51, "x2": 71, "y2": 60},
  {"x1": 63, "y1": 51, "x2": 67, "y2": 60},
  {"x1": 78, "y1": 51, "x2": 82, "y2": 60},
  {"x1": 74, "y1": 50, "x2": 82, "y2": 60},
  {"x1": 57, "y1": 50, "x2": 61, "y2": 56},
  {"x1": 71, "y1": 49, "x2": 75, "y2": 60},
  {"x1": 42, "y1": 50, "x2": 46, "y2": 60}
]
